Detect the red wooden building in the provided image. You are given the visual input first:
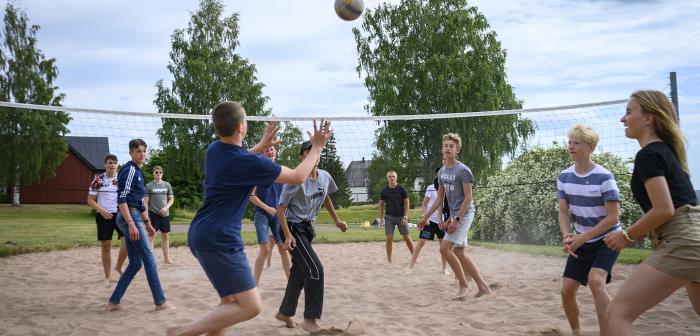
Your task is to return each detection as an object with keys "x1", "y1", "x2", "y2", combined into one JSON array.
[{"x1": 12, "y1": 136, "x2": 109, "y2": 204}]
